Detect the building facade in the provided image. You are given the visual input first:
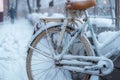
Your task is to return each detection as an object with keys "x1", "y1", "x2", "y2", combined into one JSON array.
[{"x1": 0, "y1": 0, "x2": 4, "y2": 22}]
